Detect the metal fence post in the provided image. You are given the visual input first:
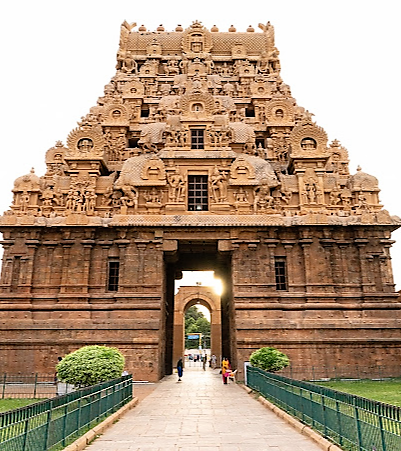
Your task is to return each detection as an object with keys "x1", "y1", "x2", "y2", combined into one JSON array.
[
  {"x1": 33, "y1": 373, "x2": 38, "y2": 399},
  {"x1": 353, "y1": 399, "x2": 362, "y2": 450},
  {"x1": 378, "y1": 412, "x2": 387, "y2": 451},
  {"x1": 44, "y1": 400, "x2": 53, "y2": 451},
  {"x1": 61, "y1": 401, "x2": 68, "y2": 447},
  {"x1": 309, "y1": 392, "x2": 315, "y2": 428},
  {"x1": 321, "y1": 395, "x2": 327, "y2": 438},
  {"x1": 299, "y1": 388, "x2": 305, "y2": 423},
  {"x1": 21, "y1": 415, "x2": 30, "y2": 451},
  {"x1": 335, "y1": 400, "x2": 343, "y2": 447},
  {"x1": 2, "y1": 374, "x2": 6, "y2": 399}
]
